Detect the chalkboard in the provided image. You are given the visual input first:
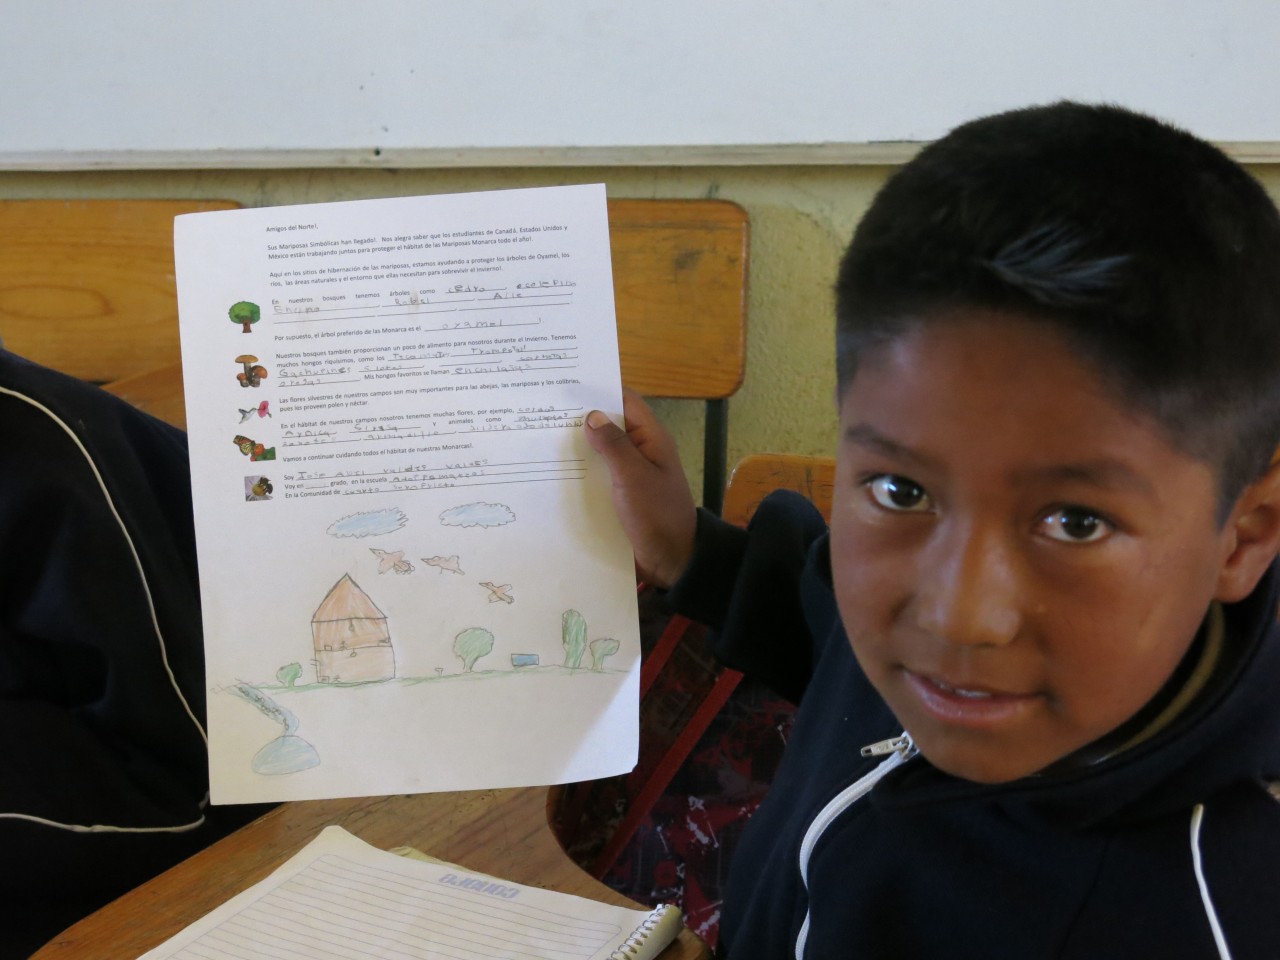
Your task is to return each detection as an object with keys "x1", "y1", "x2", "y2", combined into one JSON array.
[{"x1": 3, "y1": 0, "x2": 1278, "y2": 169}]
